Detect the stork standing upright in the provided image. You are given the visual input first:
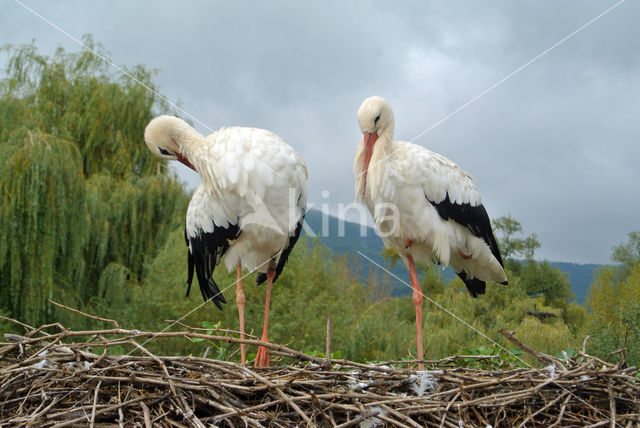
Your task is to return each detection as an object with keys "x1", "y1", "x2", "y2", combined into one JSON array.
[
  {"x1": 144, "y1": 116, "x2": 307, "y2": 367},
  {"x1": 354, "y1": 96, "x2": 507, "y2": 369}
]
